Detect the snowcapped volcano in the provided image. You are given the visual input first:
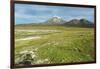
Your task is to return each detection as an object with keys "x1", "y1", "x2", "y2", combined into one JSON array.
[{"x1": 46, "y1": 16, "x2": 66, "y2": 25}]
